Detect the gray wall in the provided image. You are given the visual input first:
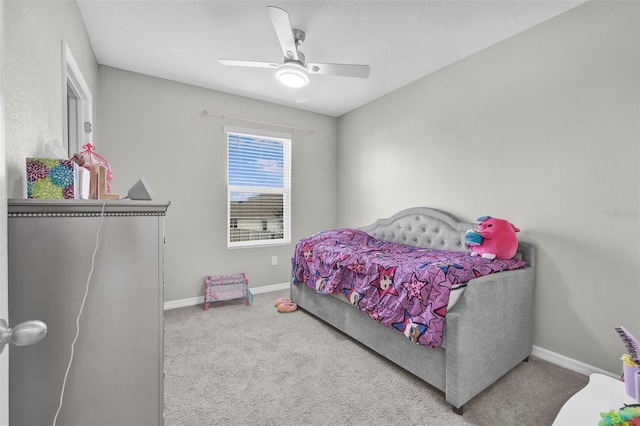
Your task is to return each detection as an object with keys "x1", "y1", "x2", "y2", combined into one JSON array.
[
  {"x1": 337, "y1": 0, "x2": 639, "y2": 374},
  {"x1": 4, "y1": 0, "x2": 638, "y2": 375},
  {"x1": 3, "y1": 0, "x2": 338, "y2": 303},
  {"x1": 4, "y1": 0, "x2": 98, "y2": 198},
  {"x1": 97, "y1": 66, "x2": 338, "y2": 302}
]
